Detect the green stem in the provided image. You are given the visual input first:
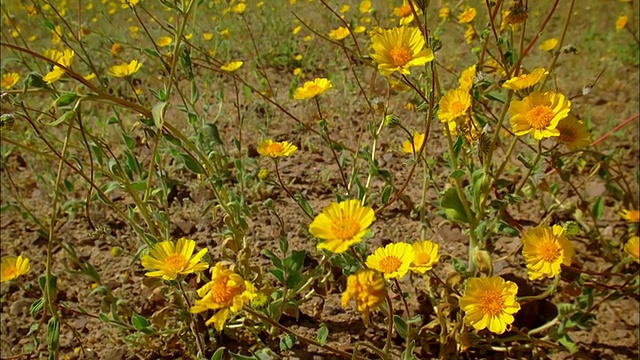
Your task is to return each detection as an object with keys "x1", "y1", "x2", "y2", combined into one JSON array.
[
  {"x1": 514, "y1": 141, "x2": 542, "y2": 194},
  {"x1": 493, "y1": 135, "x2": 519, "y2": 181},
  {"x1": 177, "y1": 280, "x2": 206, "y2": 358}
]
